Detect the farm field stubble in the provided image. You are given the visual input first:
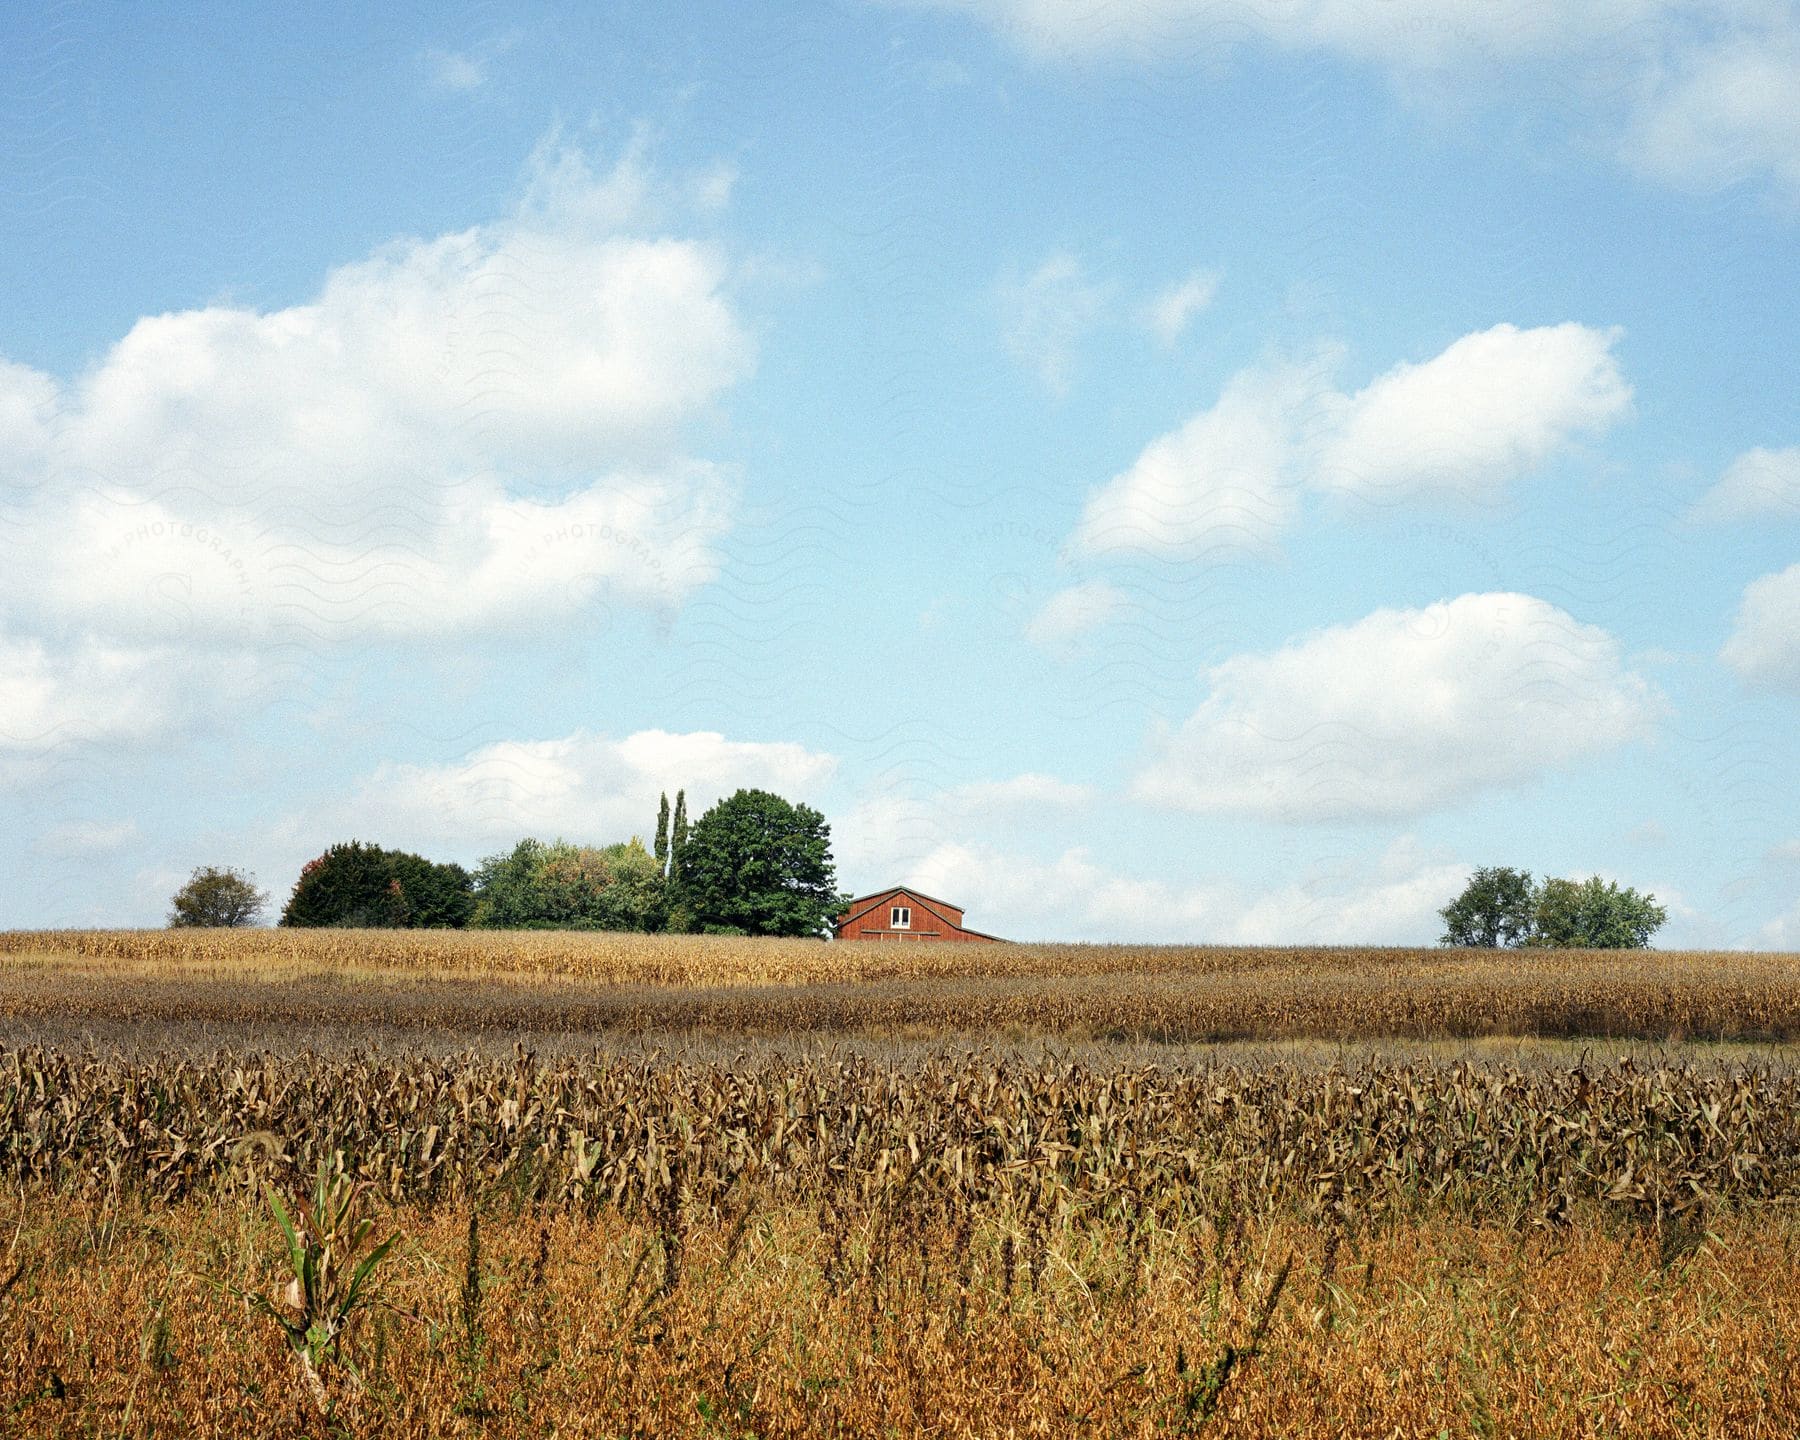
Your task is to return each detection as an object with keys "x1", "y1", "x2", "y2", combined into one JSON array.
[{"x1": 5, "y1": 929, "x2": 1800, "y2": 1436}]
